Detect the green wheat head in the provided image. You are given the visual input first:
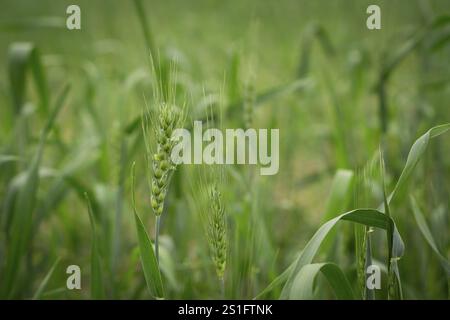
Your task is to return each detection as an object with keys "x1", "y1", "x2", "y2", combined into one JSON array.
[
  {"x1": 150, "y1": 103, "x2": 181, "y2": 215},
  {"x1": 143, "y1": 61, "x2": 185, "y2": 217},
  {"x1": 207, "y1": 182, "x2": 227, "y2": 279}
]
